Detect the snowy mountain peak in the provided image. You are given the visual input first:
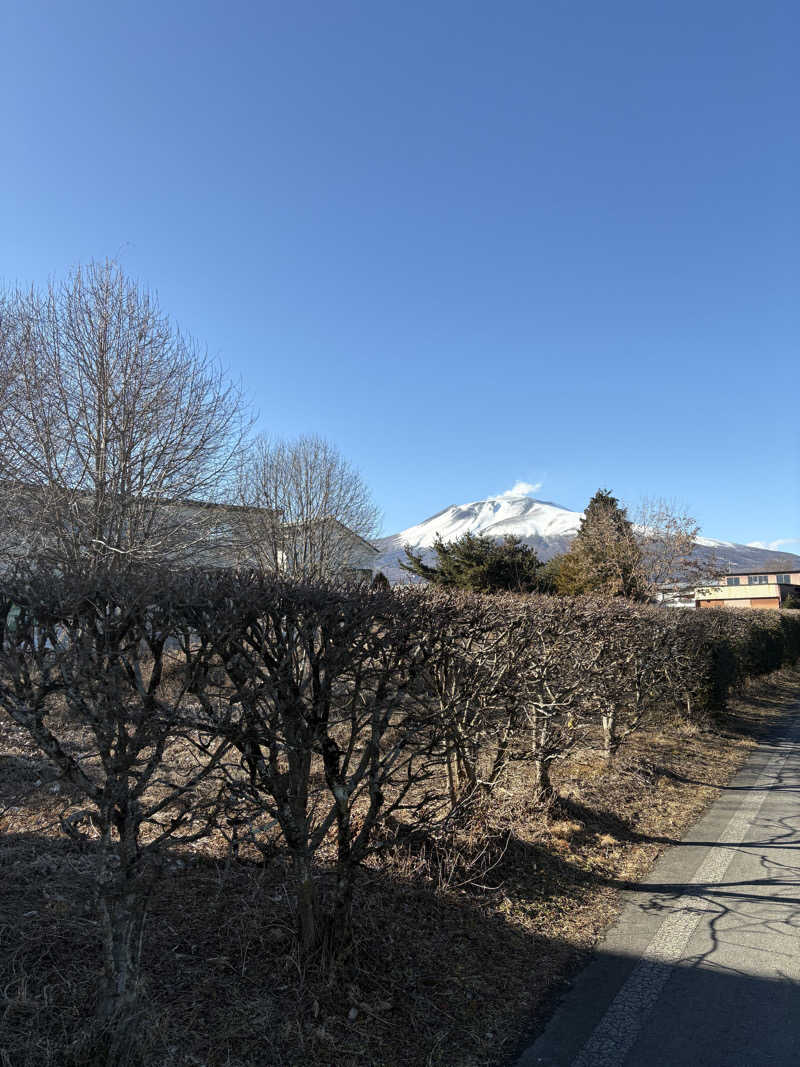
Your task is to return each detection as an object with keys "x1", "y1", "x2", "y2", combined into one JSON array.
[{"x1": 390, "y1": 496, "x2": 582, "y2": 550}]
